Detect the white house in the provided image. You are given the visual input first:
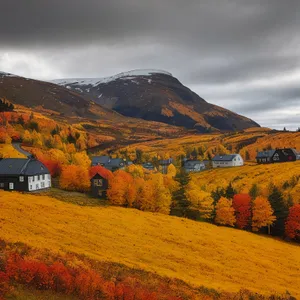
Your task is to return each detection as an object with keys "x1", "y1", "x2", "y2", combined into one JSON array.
[{"x1": 212, "y1": 154, "x2": 244, "y2": 168}]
